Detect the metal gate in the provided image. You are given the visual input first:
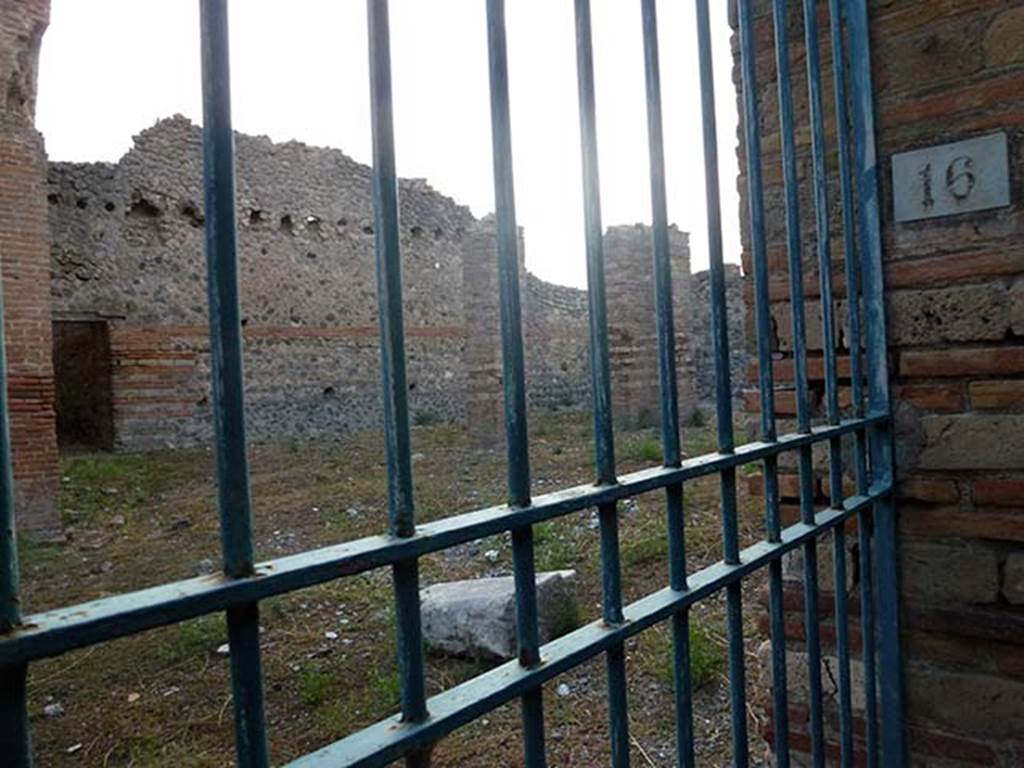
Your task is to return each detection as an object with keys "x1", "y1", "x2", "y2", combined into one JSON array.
[{"x1": 0, "y1": 0, "x2": 904, "y2": 765}]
